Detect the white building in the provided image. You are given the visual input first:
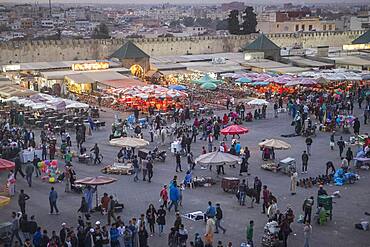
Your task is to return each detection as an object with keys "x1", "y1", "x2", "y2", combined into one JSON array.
[
  {"x1": 350, "y1": 12, "x2": 370, "y2": 30},
  {"x1": 184, "y1": 26, "x2": 207, "y2": 36},
  {"x1": 41, "y1": 19, "x2": 54, "y2": 29}
]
